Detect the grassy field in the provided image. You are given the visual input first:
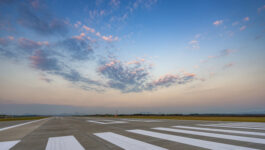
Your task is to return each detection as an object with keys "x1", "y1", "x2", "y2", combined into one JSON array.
[
  {"x1": 112, "y1": 116, "x2": 265, "y2": 122},
  {"x1": 0, "y1": 116, "x2": 47, "y2": 122}
]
